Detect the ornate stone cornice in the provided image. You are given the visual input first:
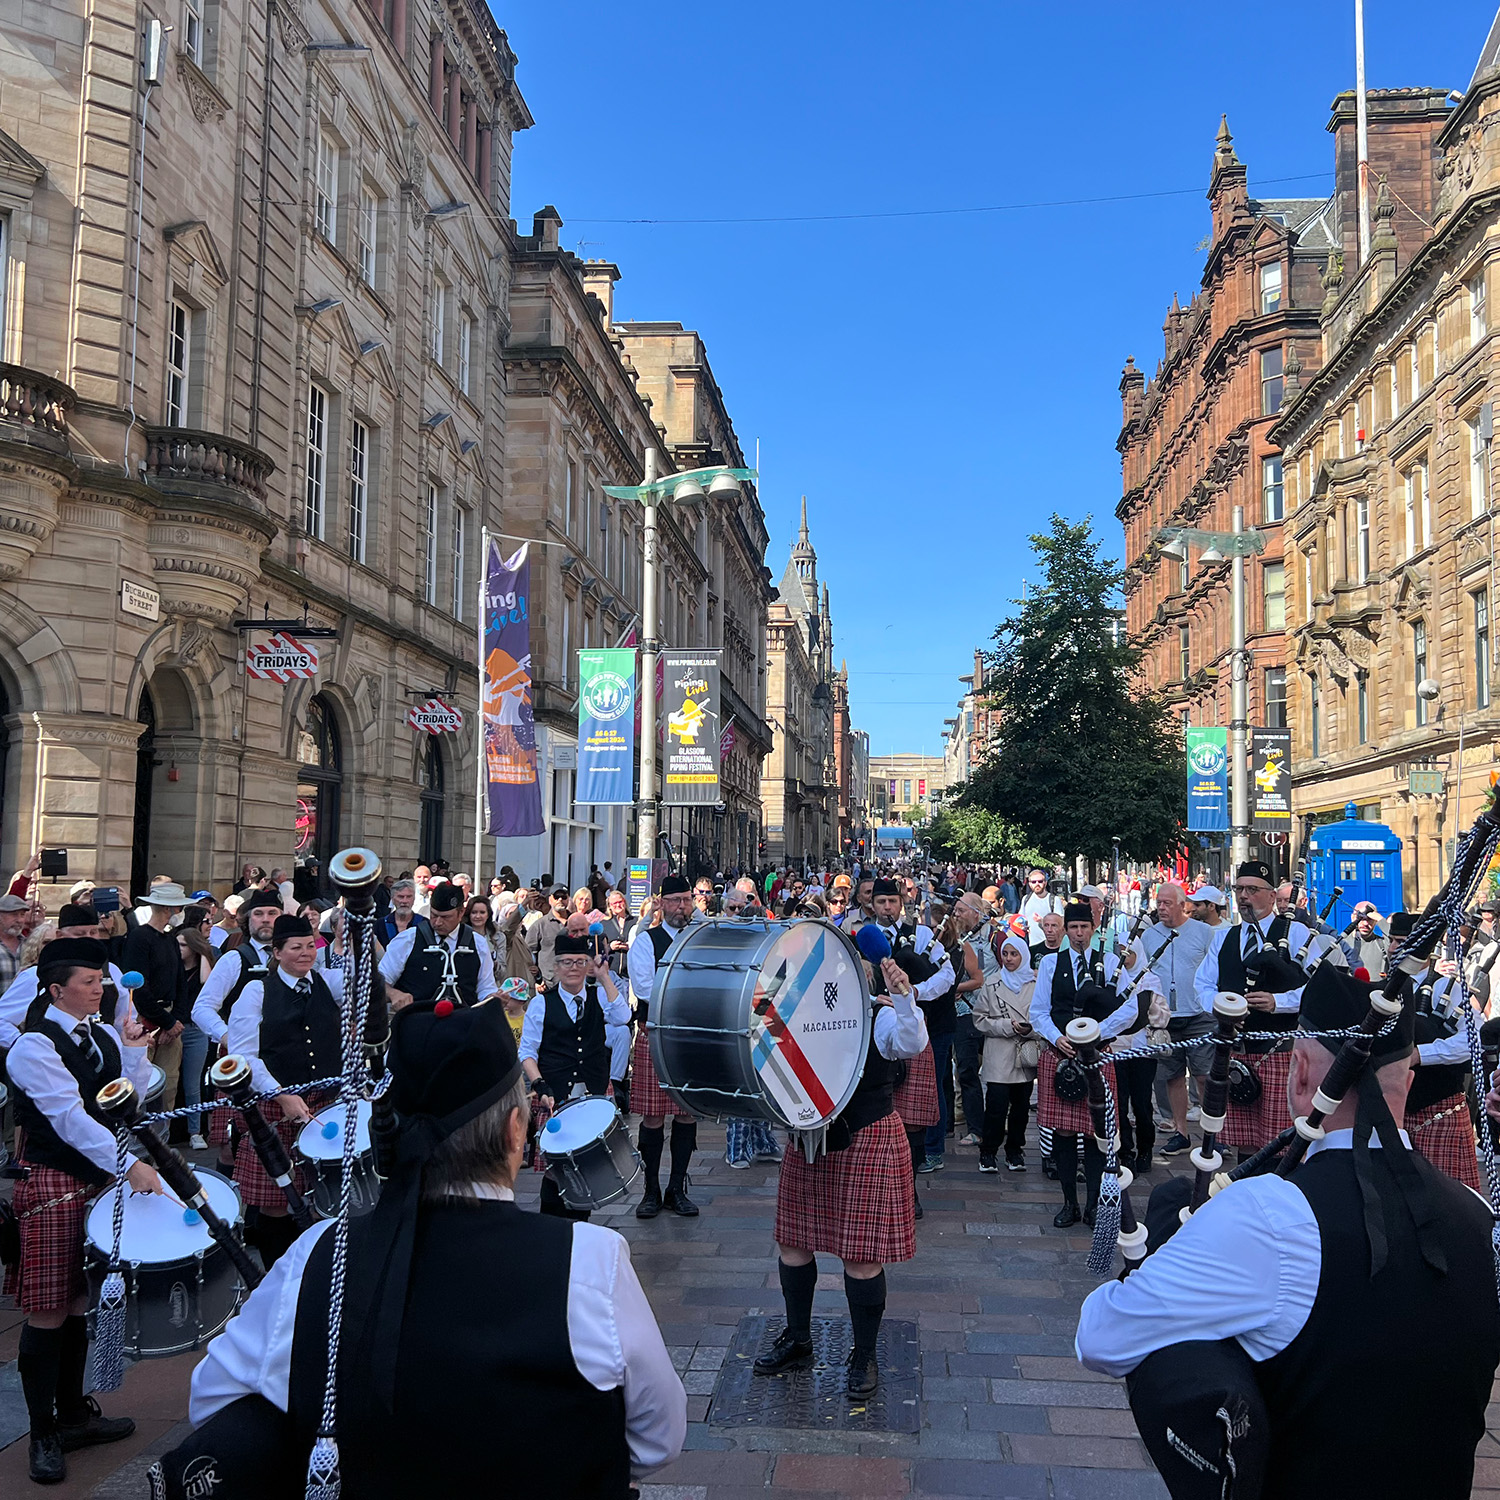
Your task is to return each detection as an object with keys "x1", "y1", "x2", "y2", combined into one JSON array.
[{"x1": 175, "y1": 51, "x2": 228, "y2": 124}]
